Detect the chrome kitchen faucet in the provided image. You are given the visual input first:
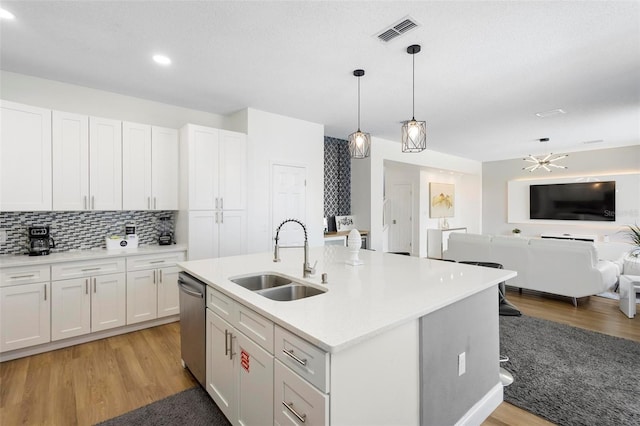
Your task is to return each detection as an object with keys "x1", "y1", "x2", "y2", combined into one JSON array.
[{"x1": 273, "y1": 219, "x2": 316, "y2": 278}]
